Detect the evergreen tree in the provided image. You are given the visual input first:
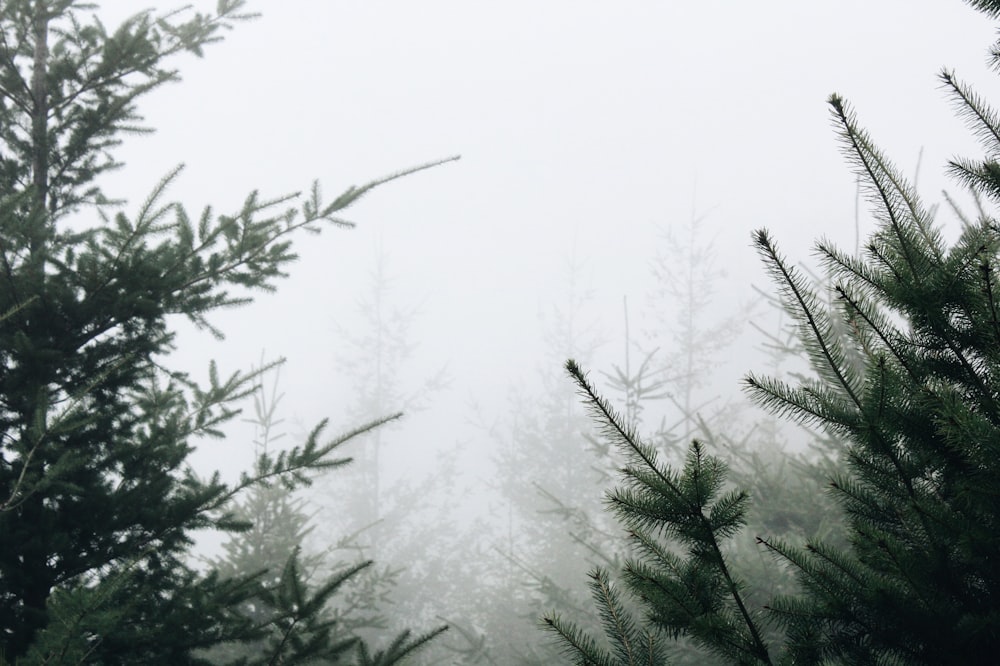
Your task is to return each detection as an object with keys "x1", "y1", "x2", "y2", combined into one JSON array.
[
  {"x1": 322, "y1": 246, "x2": 448, "y2": 540},
  {"x1": 312, "y1": 247, "x2": 476, "y2": 666},
  {"x1": 545, "y1": 1, "x2": 1000, "y2": 663},
  {"x1": 202, "y1": 362, "x2": 445, "y2": 666},
  {"x1": 215, "y1": 363, "x2": 320, "y2": 581},
  {"x1": 0, "y1": 1, "x2": 454, "y2": 662},
  {"x1": 469, "y1": 249, "x2": 609, "y2": 664}
]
